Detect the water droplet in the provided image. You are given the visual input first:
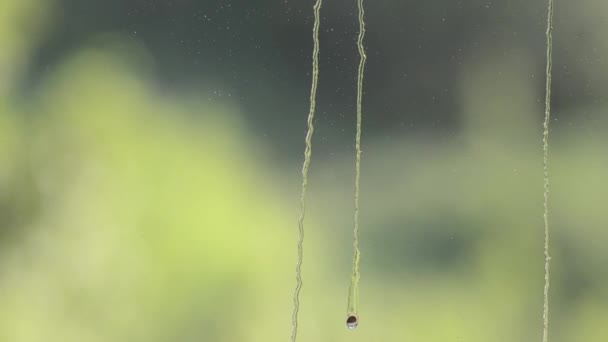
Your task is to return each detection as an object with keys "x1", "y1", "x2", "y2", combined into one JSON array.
[{"x1": 346, "y1": 315, "x2": 359, "y2": 330}]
